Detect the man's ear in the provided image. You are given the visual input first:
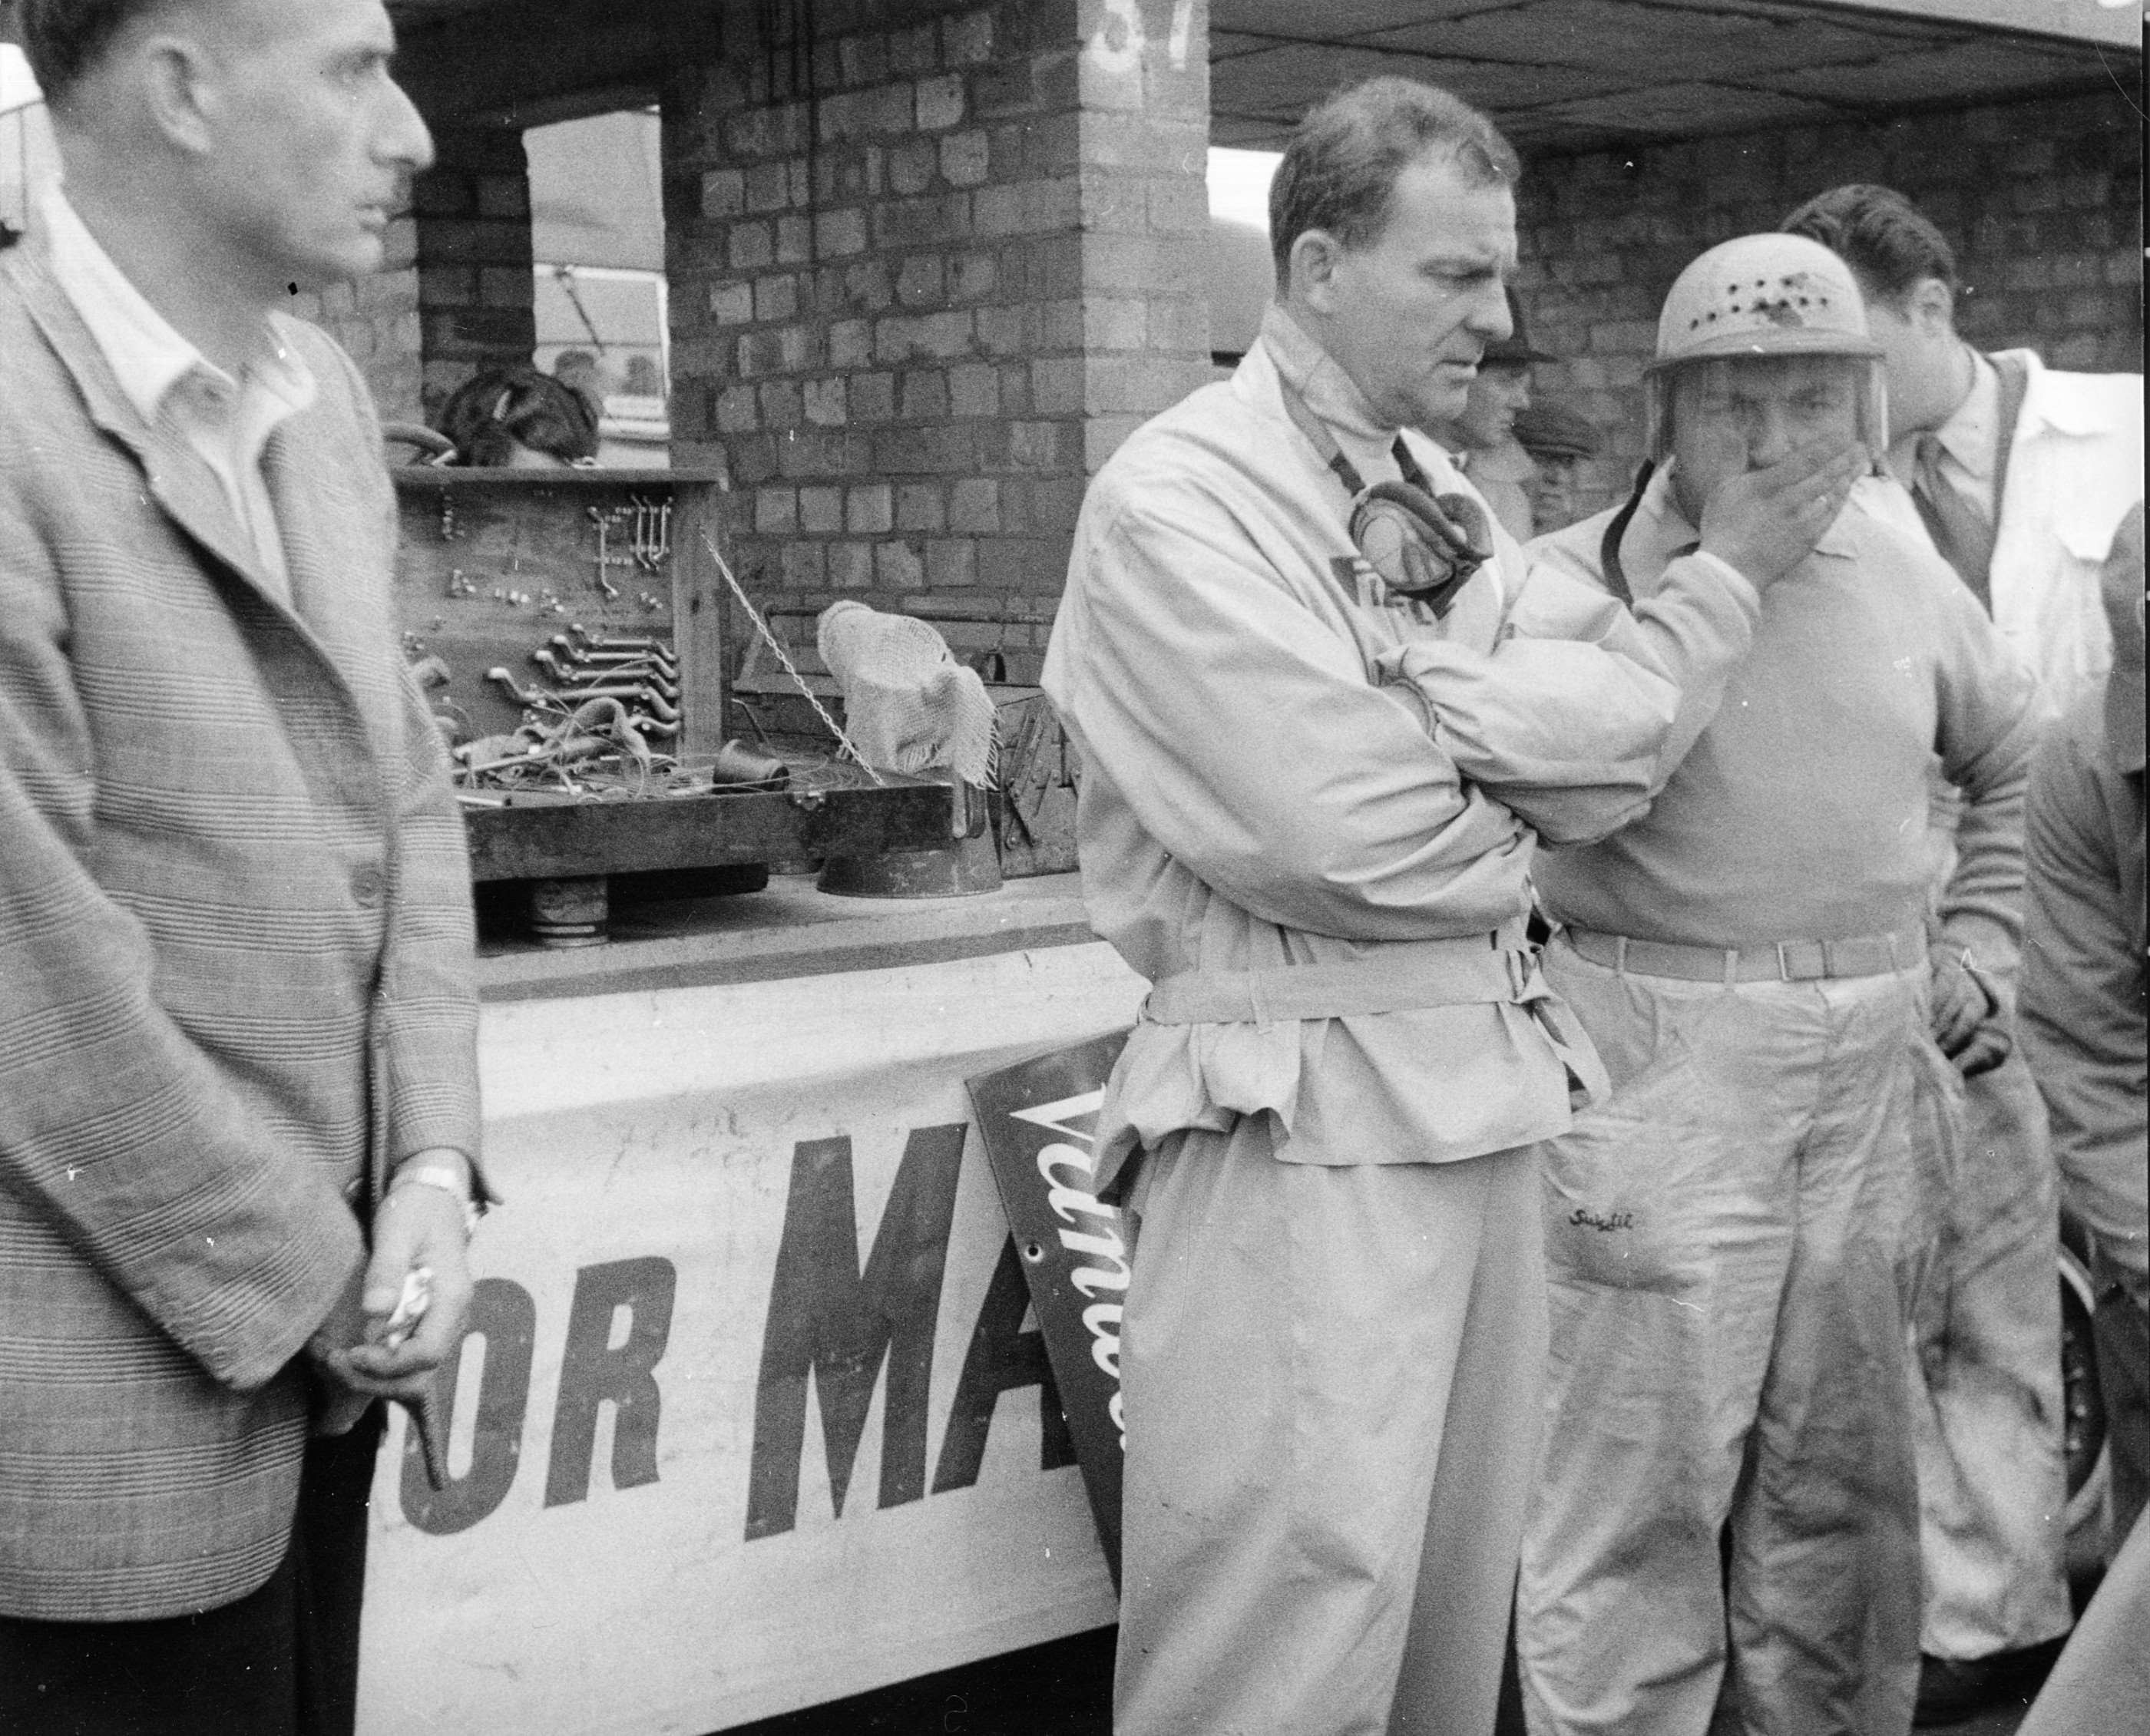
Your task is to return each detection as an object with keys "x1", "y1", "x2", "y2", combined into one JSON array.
[
  {"x1": 1288, "y1": 229, "x2": 1347, "y2": 314},
  {"x1": 137, "y1": 32, "x2": 219, "y2": 158},
  {"x1": 1907, "y1": 275, "x2": 1957, "y2": 339}
]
